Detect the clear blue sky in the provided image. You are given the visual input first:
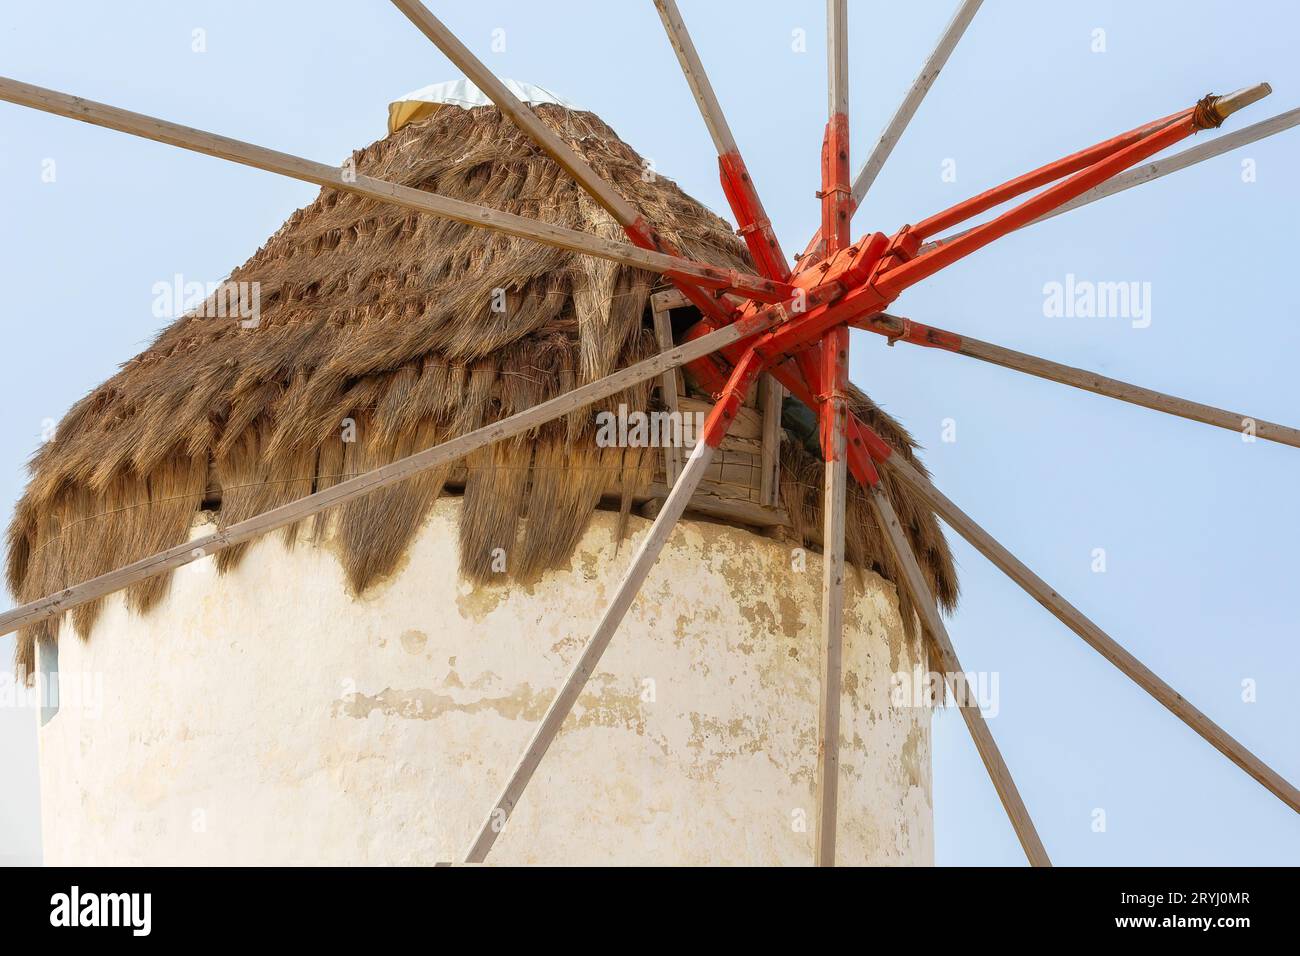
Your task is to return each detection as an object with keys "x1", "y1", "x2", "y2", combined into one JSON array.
[{"x1": 2, "y1": 1, "x2": 1297, "y2": 866}]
